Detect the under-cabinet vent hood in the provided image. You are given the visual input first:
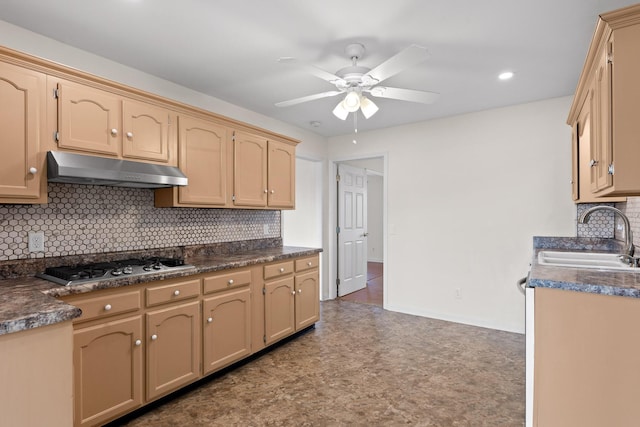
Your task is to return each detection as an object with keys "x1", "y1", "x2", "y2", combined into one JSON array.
[{"x1": 47, "y1": 151, "x2": 188, "y2": 188}]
